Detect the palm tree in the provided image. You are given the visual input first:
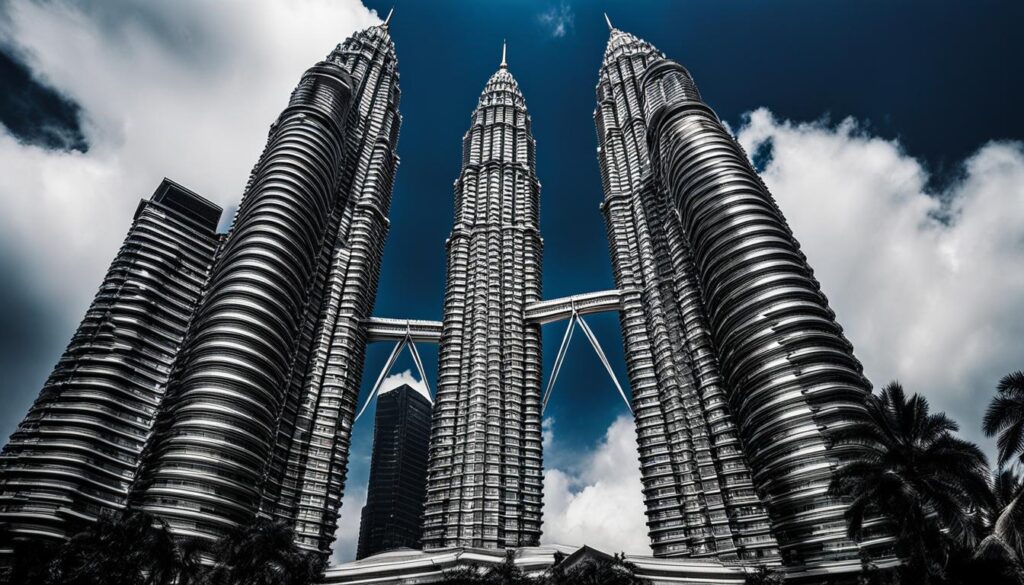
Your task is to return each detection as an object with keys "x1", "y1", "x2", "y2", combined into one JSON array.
[
  {"x1": 984, "y1": 371, "x2": 1024, "y2": 469},
  {"x1": 828, "y1": 382, "x2": 993, "y2": 583},
  {"x1": 174, "y1": 536, "x2": 212, "y2": 585},
  {"x1": 205, "y1": 517, "x2": 325, "y2": 585},
  {"x1": 0, "y1": 523, "x2": 61, "y2": 585},
  {"x1": 49, "y1": 510, "x2": 181, "y2": 585},
  {"x1": 540, "y1": 550, "x2": 646, "y2": 585},
  {"x1": 973, "y1": 468, "x2": 1024, "y2": 578}
]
